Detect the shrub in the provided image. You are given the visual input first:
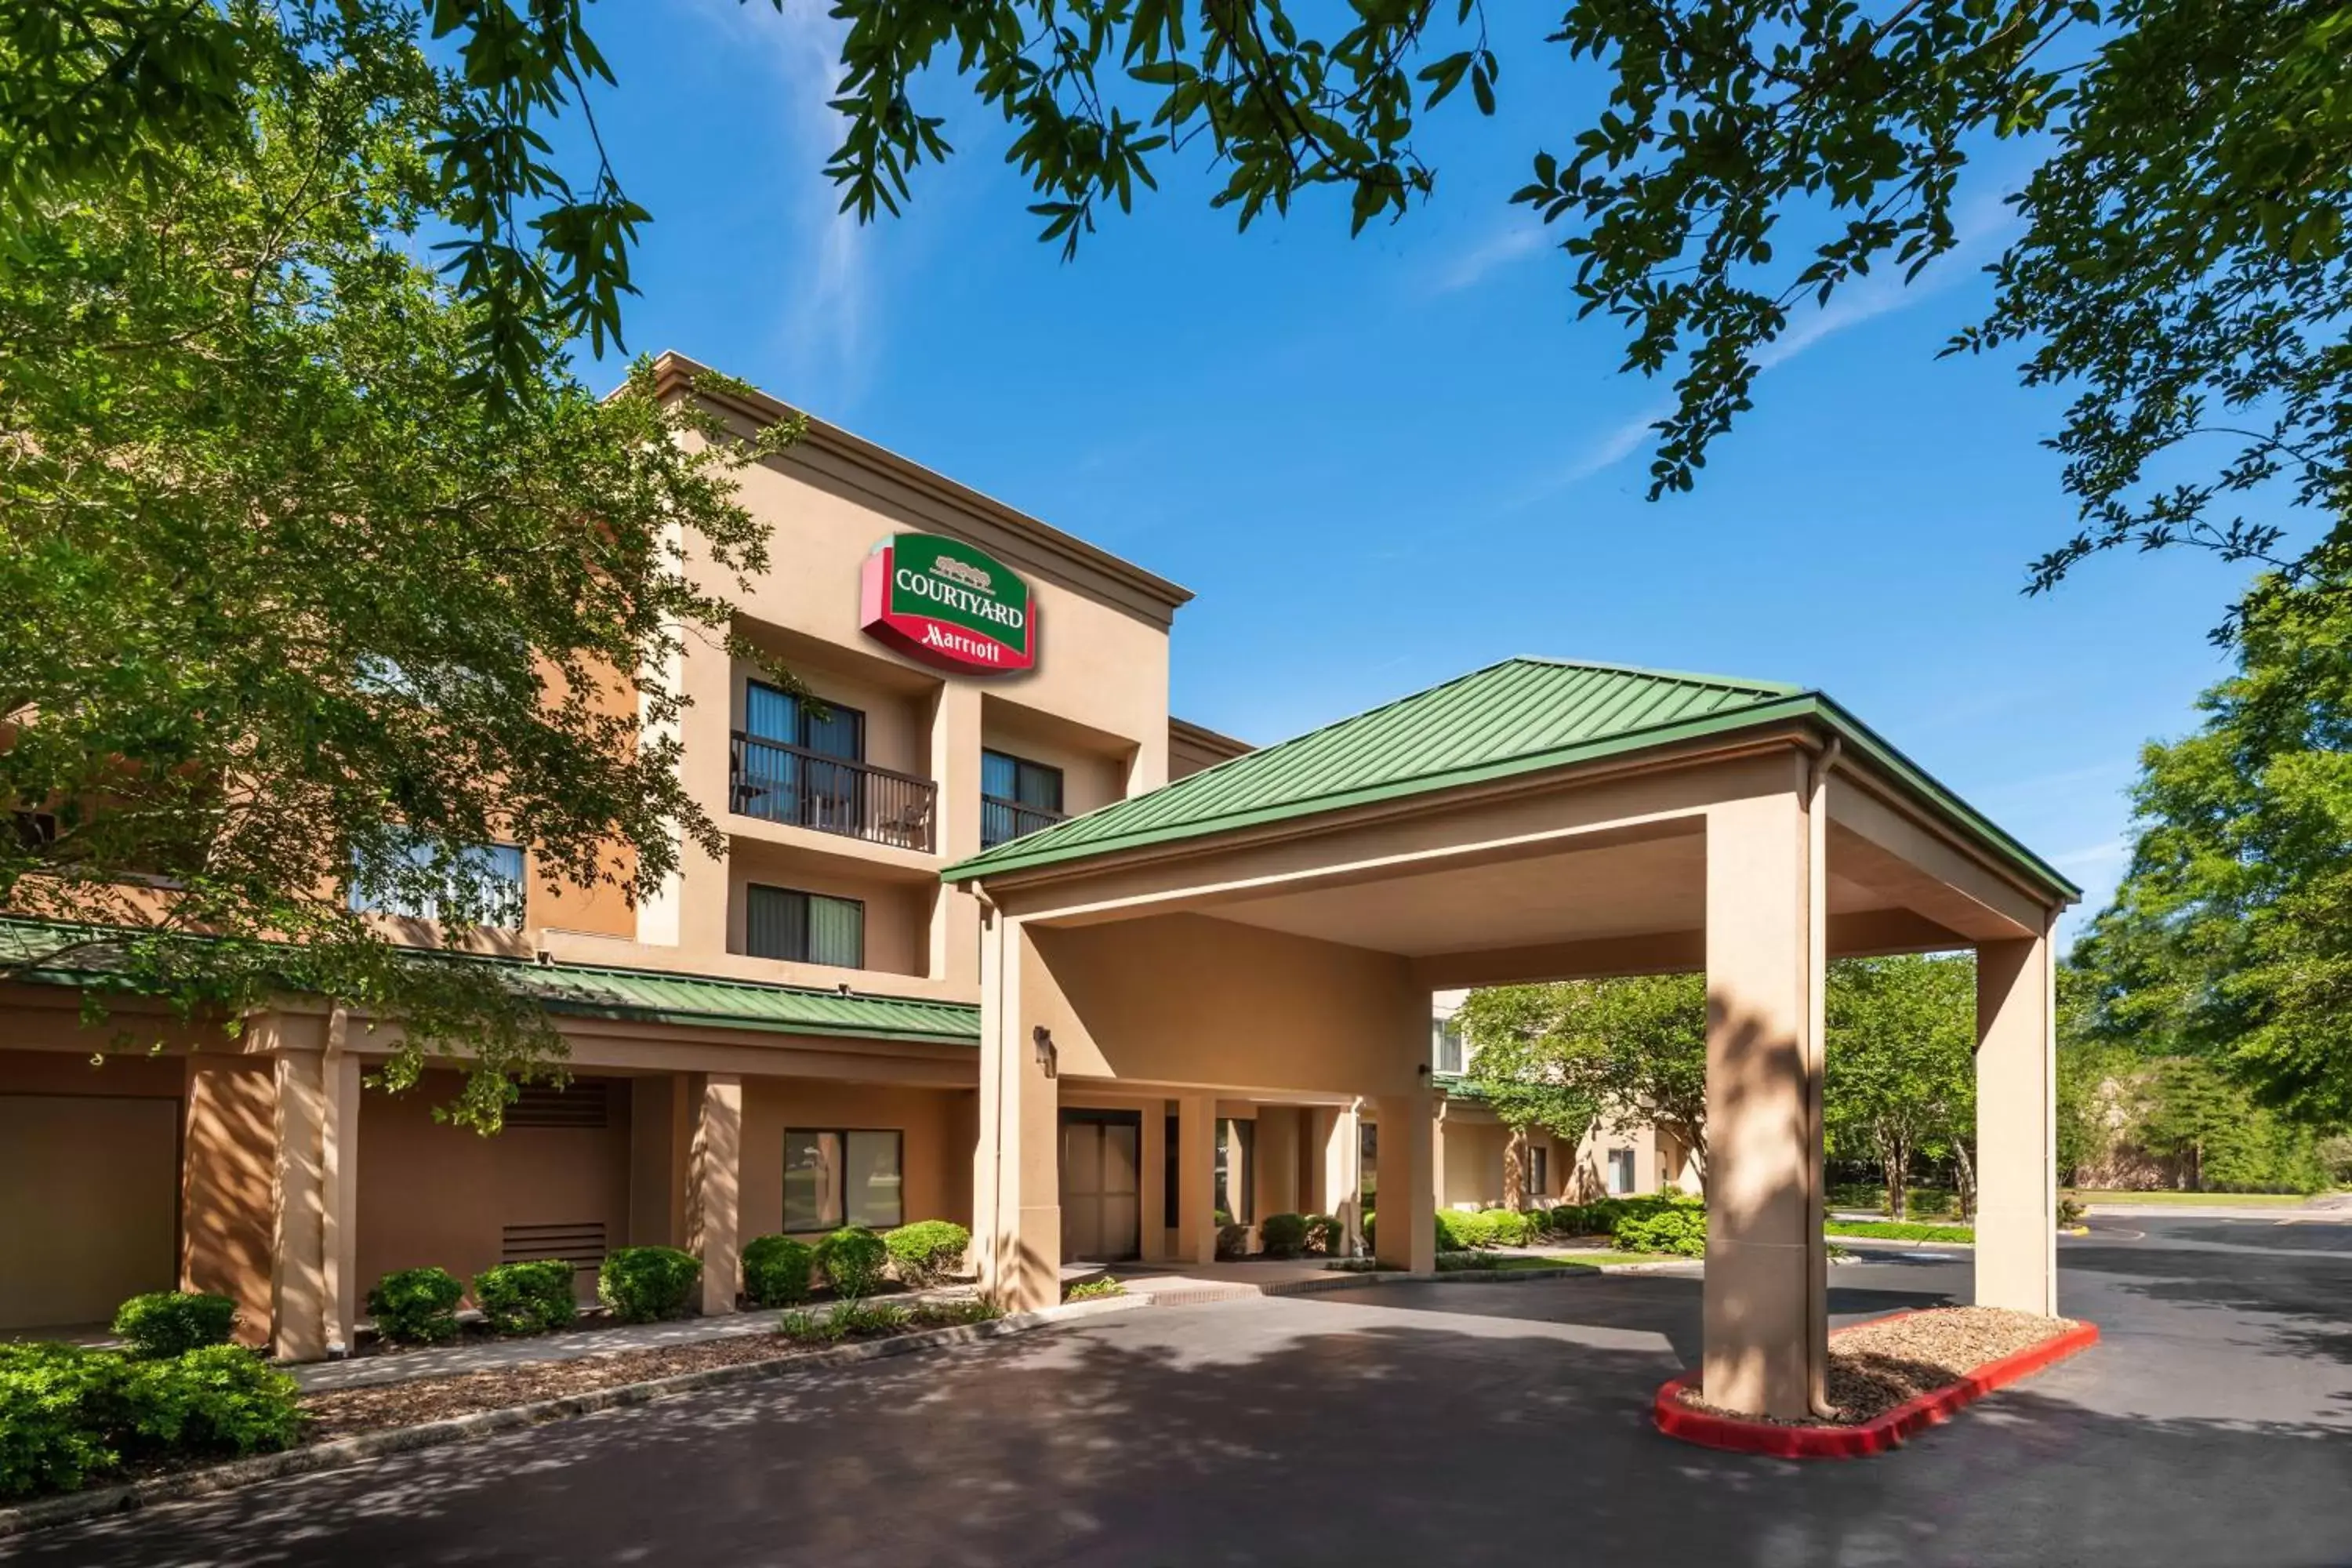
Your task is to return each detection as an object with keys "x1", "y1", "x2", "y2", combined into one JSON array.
[
  {"x1": 111, "y1": 1292, "x2": 238, "y2": 1359},
  {"x1": 1542, "y1": 1203, "x2": 1599, "y2": 1237},
  {"x1": 1485, "y1": 1210, "x2": 1534, "y2": 1247},
  {"x1": 1215, "y1": 1222, "x2": 1252, "y2": 1260},
  {"x1": 1435, "y1": 1210, "x2": 1497, "y2": 1251},
  {"x1": 471, "y1": 1261, "x2": 577, "y2": 1336},
  {"x1": 2056, "y1": 1196, "x2": 2088, "y2": 1229},
  {"x1": 367, "y1": 1266, "x2": 464, "y2": 1345},
  {"x1": 829, "y1": 1298, "x2": 911, "y2": 1337},
  {"x1": 909, "y1": 1297, "x2": 1003, "y2": 1327},
  {"x1": 1305, "y1": 1214, "x2": 1343, "y2": 1254},
  {"x1": 815, "y1": 1226, "x2": 890, "y2": 1299},
  {"x1": 883, "y1": 1220, "x2": 971, "y2": 1287},
  {"x1": 1613, "y1": 1207, "x2": 1707, "y2": 1258},
  {"x1": 1362, "y1": 1210, "x2": 1375, "y2": 1253},
  {"x1": 598, "y1": 1247, "x2": 702, "y2": 1323},
  {"x1": 776, "y1": 1309, "x2": 837, "y2": 1345},
  {"x1": 125, "y1": 1345, "x2": 302, "y2": 1457},
  {"x1": 1258, "y1": 1212, "x2": 1309, "y2": 1258},
  {"x1": 1065, "y1": 1276, "x2": 1127, "y2": 1301},
  {"x1": 743, "y1": 1235, "x2": 817, "y2": 1308},
  {"x1": 0, "y1": 1342, "x2": 129, "y2": 1498}
]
